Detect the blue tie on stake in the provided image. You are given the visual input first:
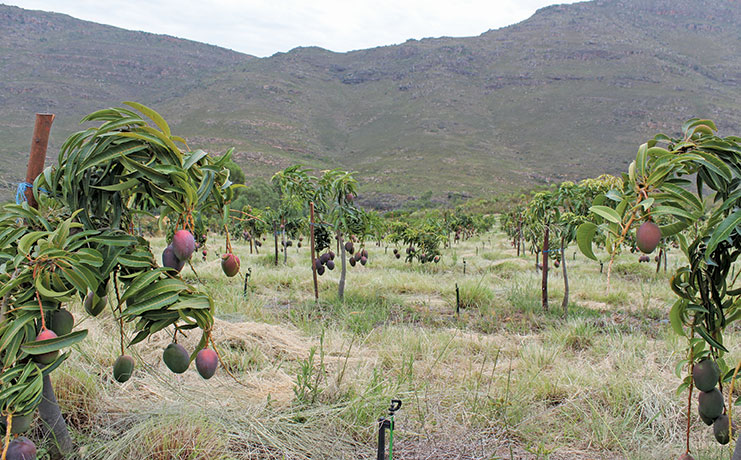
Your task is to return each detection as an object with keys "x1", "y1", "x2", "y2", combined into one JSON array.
[
  {"x1": 377, "y1": 399, "x2": 402, "y2": 460},
  {"x1": 15, "y1": 182, "x2": 33, "y2": 204},
  {"x1": 16, "y1": 182, "x2": 50, "y2": 204}
]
